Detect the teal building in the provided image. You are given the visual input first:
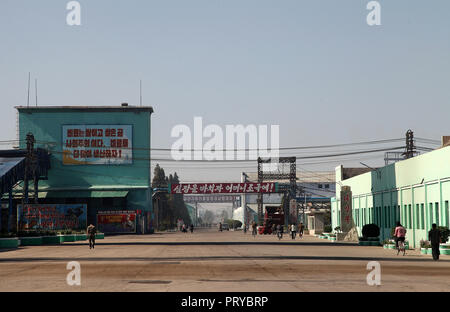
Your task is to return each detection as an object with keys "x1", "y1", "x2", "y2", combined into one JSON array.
[
  {"x1": 332, "y1": 145, "x2": 450, "y2": 248},
  {"x1": 16, "y1": 105, "x2": 154, "y2": 233}
]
